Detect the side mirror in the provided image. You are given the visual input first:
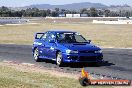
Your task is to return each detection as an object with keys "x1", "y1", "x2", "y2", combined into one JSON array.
[
  {"x1": 87, "y1": 40, "x2": 91, "y2": 44},
  {"x1": 35, "y1": 33, "x2": 44, "y2": 39},
  {"x1": 49, "y1": 39, "x2": 55, "y2": 43}
]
